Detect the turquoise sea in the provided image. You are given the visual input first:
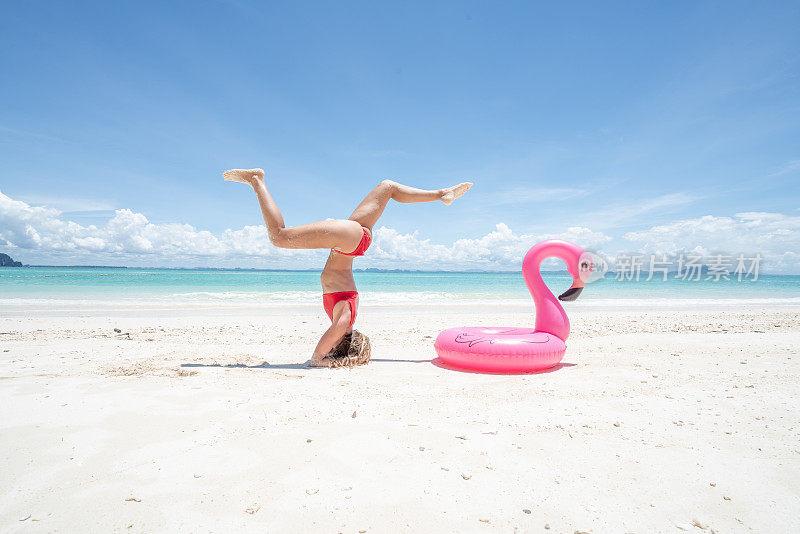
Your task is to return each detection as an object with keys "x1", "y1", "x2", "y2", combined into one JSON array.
[{"x1": 2, "y1": 267, "x2": 799, "y2": 307}]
